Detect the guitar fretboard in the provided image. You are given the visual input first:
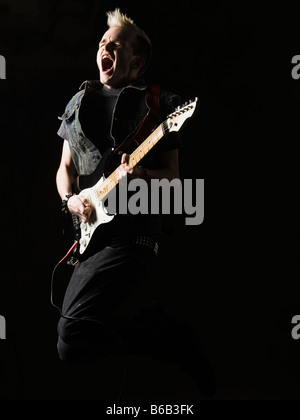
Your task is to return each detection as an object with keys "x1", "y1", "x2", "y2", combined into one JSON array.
[{"x1": 96, "y1": 121, "x2": 169, "y2": 201}]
